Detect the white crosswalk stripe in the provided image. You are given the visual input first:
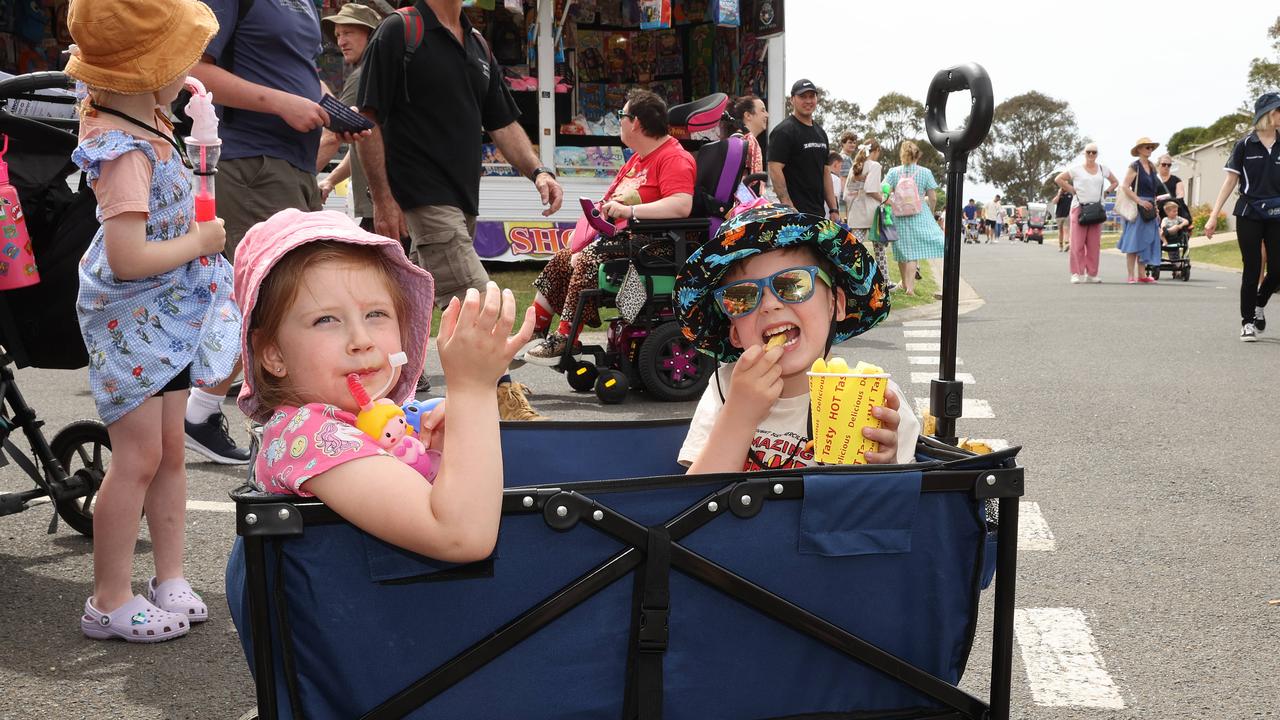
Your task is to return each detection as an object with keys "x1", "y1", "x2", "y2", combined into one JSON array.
[
  {"x1": 909, "y1": 356, "x2": 963, "y2": 365},
  {"x1": 188, "y1": 500, "x2": 236, "y2": 513},
  {"x1": 910, "y1": 372, "x2": 975, "y2": 384},
  {"x1": 903, "y1": 329, "x2": 942, "y2": 338},
  {"x1": 1014, "y1": 608, "x2": 1126, "y2": 709},
  {"x1": 903, "y1": 320, "x2": 941, "y2": 327},
  {"x1": 914, "y1": 397, "x2": 994, "y2": 418},
  {"x1": 905, "y1": 342, "x2": 940, "y2": 352},
  {"x1": 1018, "y1": 501, "x2": 1056, "y2": 551}
]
